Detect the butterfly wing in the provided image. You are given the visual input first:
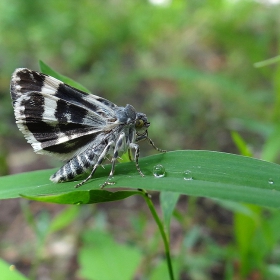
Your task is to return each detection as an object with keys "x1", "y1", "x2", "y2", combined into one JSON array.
[{"x1": 10, "y1": 68, "x2": 118, "y2": 160}]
